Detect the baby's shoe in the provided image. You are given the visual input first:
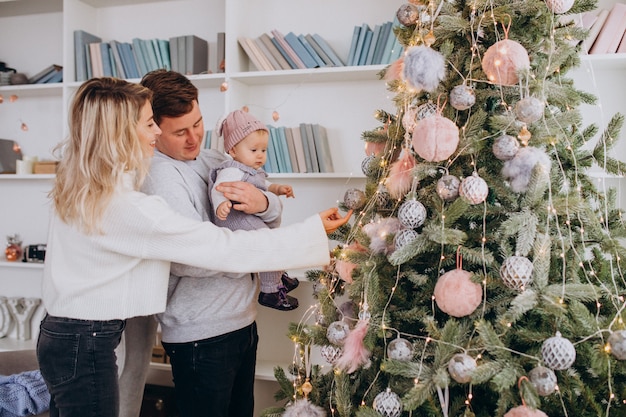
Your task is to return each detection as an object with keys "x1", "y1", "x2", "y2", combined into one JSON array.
[
  {"x1": 258, "y1": 286, "x2": 299, "y2": 311},
  {"x1": 281, "y1": 273, "x2": 299, "y2": 293}
]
